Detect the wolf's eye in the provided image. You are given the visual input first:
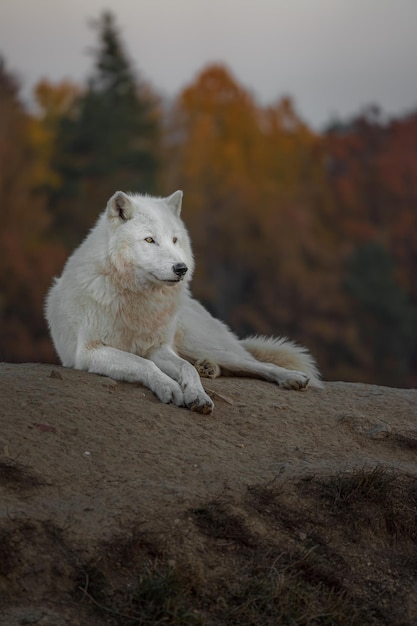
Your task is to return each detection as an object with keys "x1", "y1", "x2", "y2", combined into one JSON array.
[
  {"x1": 173, "y1": 237, "x2": 178, "y2": 244},
  {"x1": 144, "y1": 237, "x2": 155, "y2": 243}
]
